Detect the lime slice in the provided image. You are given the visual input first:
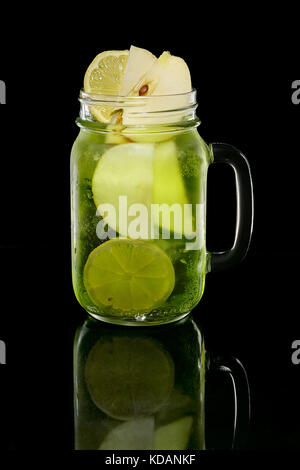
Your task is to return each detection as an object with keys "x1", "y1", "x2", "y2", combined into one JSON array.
[
  {"x1": 84, "y1": 50, "x2": 128, "y2": 122},
  {"x1": 99, "y1": 418, "x2": 154, "y2": 450},
  {"x1": 85, "y1": 336, "x2": 174, "y2": 420},
  {"x1": 153, "y1": 140, "x2": 194, "y2": 237},
  {"x1": 83, "y1": 238, "x2": 175, "y2": 311},
  {"x1": 92, "y1": 143, "x2": 154, "y2": 237},
  {"x1": 154, "y1": 416, "x2": 193, "y2": 450}
]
